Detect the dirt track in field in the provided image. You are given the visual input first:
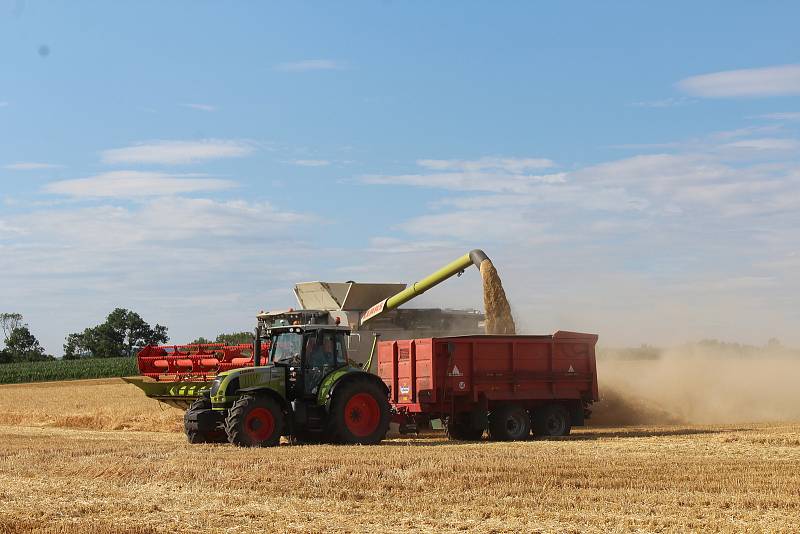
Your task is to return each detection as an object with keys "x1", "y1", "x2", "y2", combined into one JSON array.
[{"x1": 1, "y1": 379, "x2": 799, "y2": 533}]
